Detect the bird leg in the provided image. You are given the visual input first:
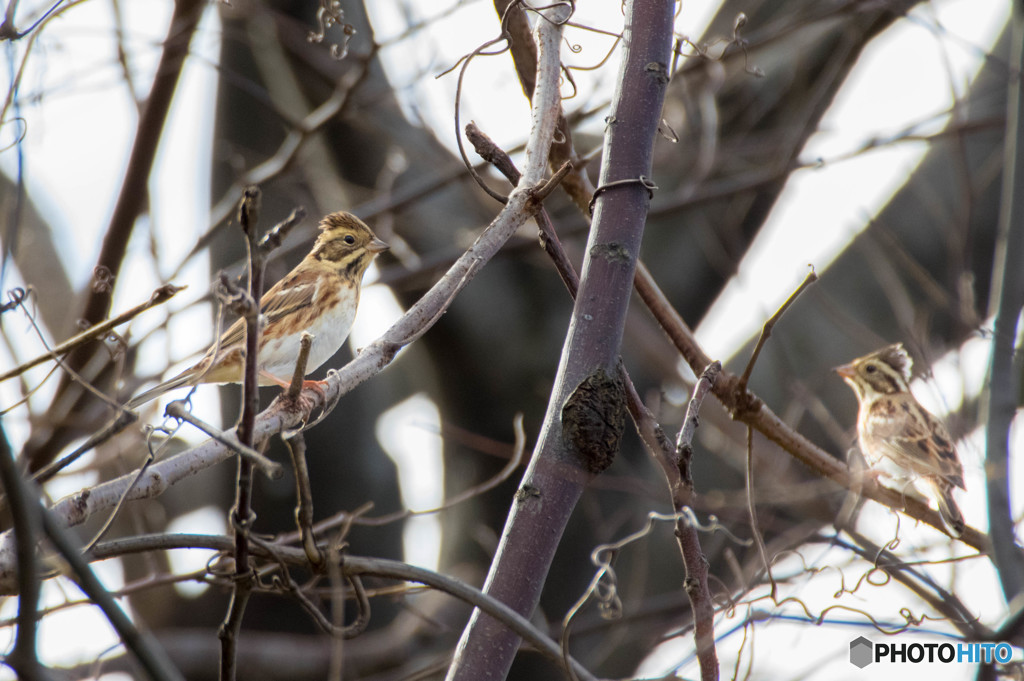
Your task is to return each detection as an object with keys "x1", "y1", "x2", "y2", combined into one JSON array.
[{"x1": 261, "y1": 370, "x2": 329, "y2": 411}]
